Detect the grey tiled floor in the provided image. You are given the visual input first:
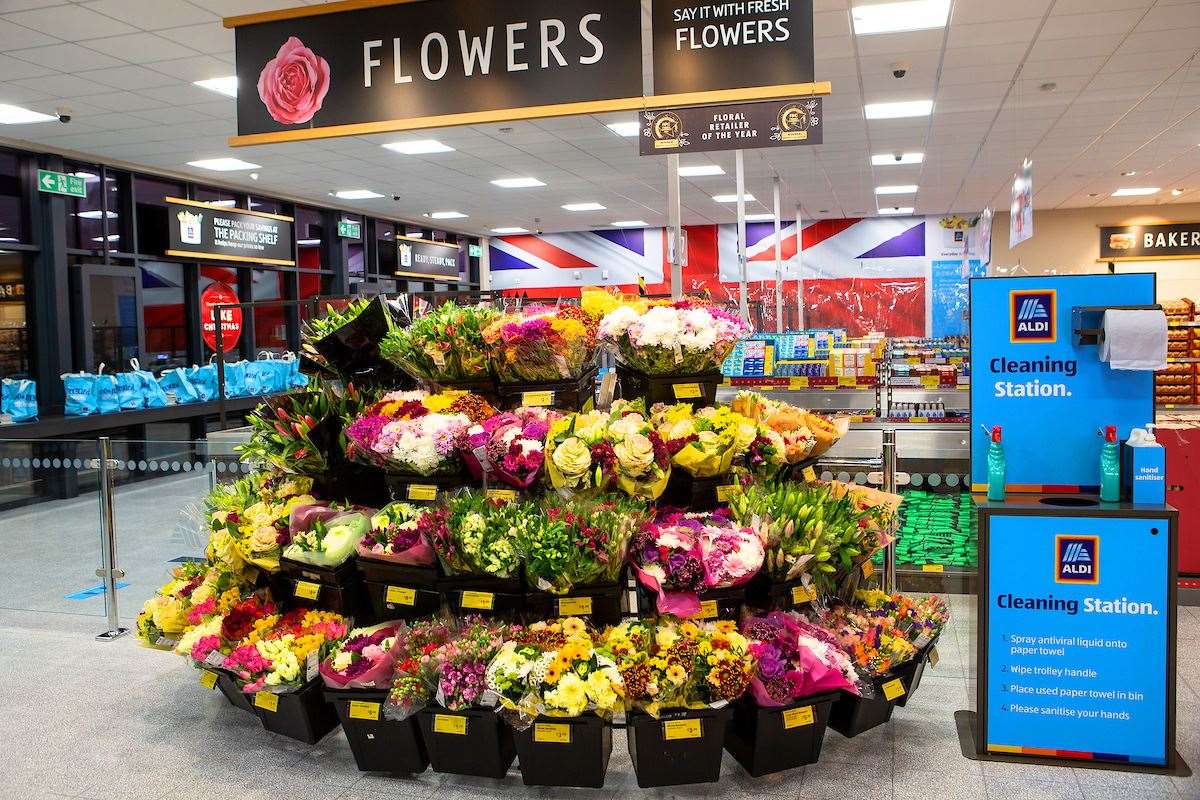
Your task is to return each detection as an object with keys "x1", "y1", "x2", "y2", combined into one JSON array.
[{"x1": 0, "y1": 596, "x2": 1196, "y2": 800}]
